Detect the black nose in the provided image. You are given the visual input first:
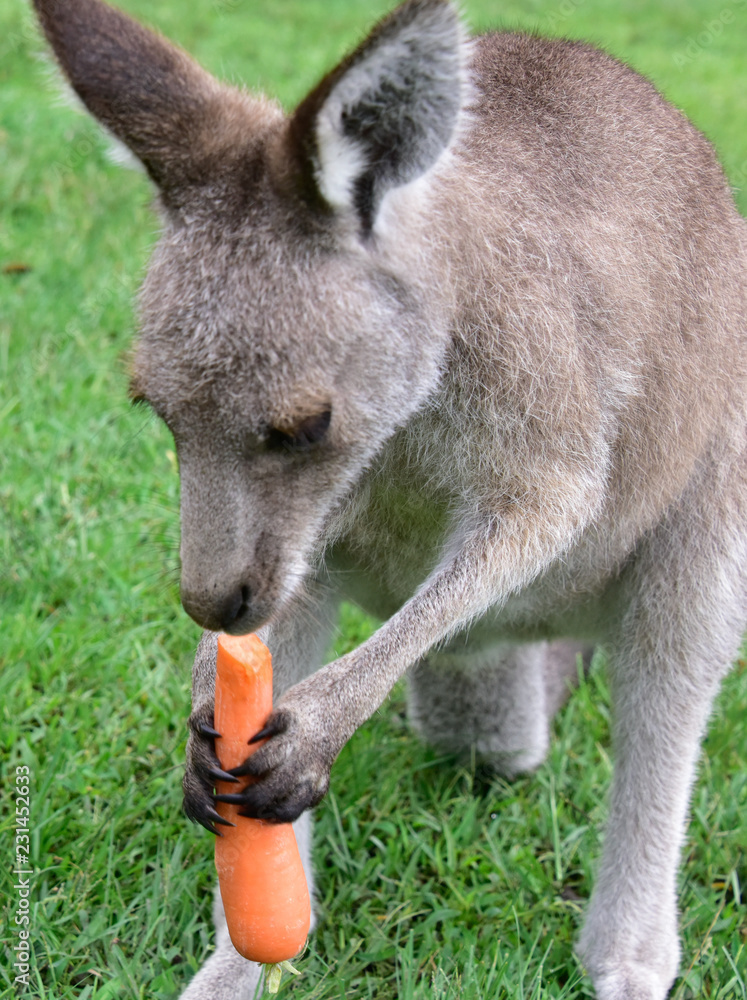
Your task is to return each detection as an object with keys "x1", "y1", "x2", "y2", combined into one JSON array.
[
  {"x1": 217, "y1": 585, "x2": 251, "y2": 631},
  {"x1": 180, "y1": 583, "x2": 254, "y2": 633}
]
